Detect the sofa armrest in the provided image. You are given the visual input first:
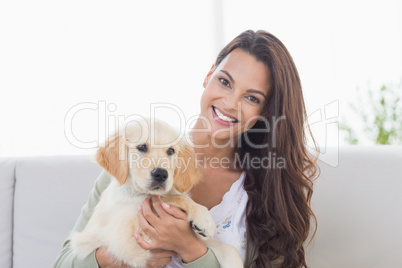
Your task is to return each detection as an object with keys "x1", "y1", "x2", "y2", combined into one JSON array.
[
  {"x1": 12, "y1": 155, "x2": 101, "y2": 268},
  {"x1": 0, "y1": 158, "x2": 16, "y2": 268}
]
